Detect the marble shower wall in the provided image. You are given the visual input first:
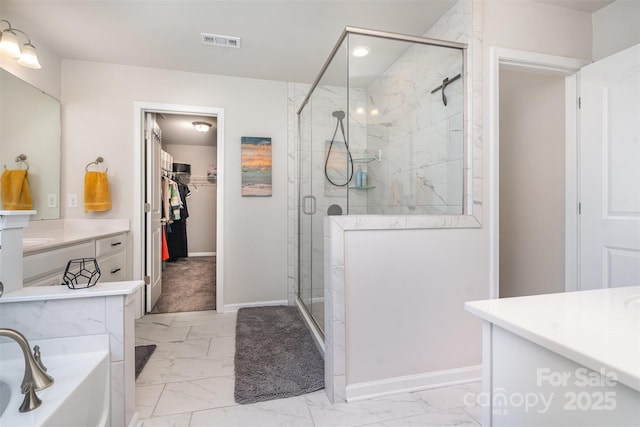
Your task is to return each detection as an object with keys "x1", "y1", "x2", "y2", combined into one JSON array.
[{"x1": 363, "y1": 40, "x2": 464, "y2": 215}]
